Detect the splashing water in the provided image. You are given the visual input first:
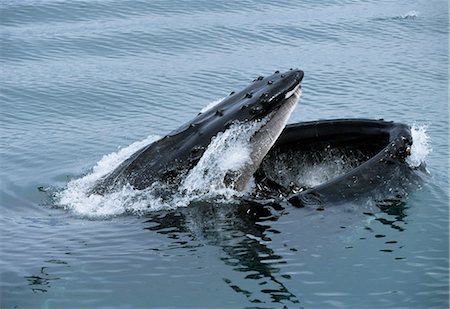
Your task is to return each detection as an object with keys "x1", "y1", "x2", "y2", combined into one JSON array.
[
  {"x1": 407, "y1": 124, "x2": 431, "y2": 168},
  {"x1": 400, "y1": 10, "x2": 419, "y2": 19},
  {"x1": 261, "y1": 147, "x2": 370, "y2": 190},
  {"x1": 180, "y1": 120, "x2": 266, "y2": 198},
  {"x1": 55, "y1": 117, "x2": 264, "y2": 218},
  {"x1": 56, "y1": 135, "x2": 163, "y2": 217}
]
